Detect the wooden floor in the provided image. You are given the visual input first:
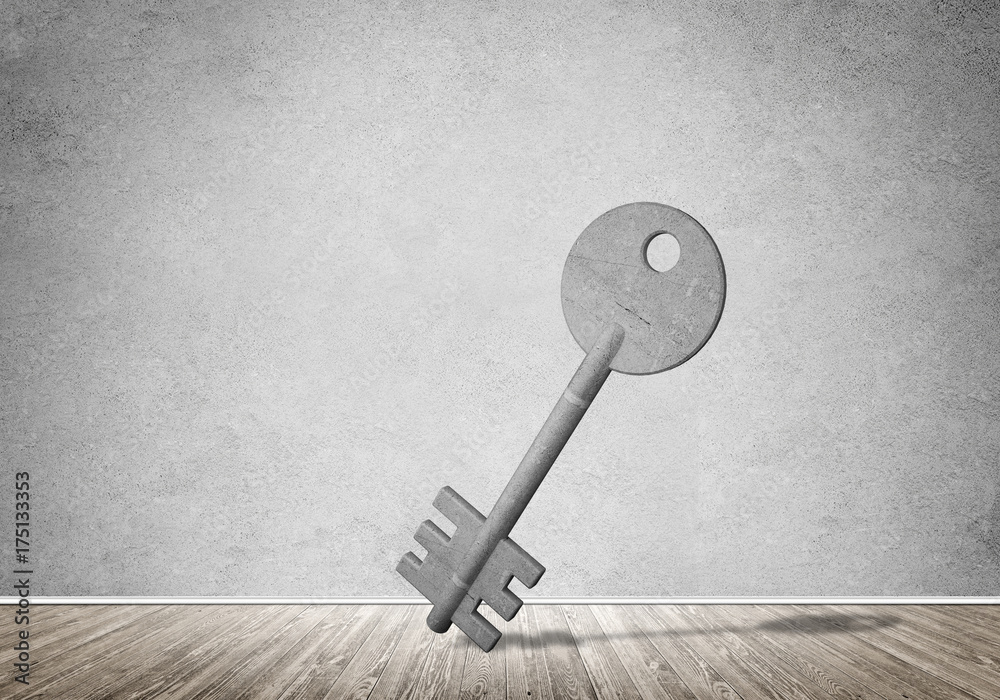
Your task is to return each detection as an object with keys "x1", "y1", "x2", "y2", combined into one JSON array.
[{"x1": 2, "y1": 604, "x2": 999, "y2": 699}]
